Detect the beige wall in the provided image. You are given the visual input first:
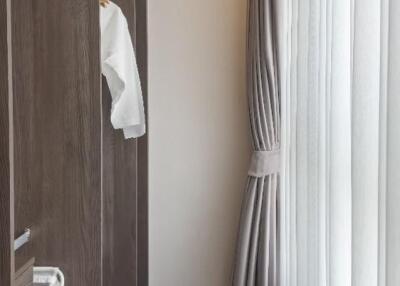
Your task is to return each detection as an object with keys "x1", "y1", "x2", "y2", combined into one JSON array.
[
  {"x1": 387, "y1": 1, "x2": 400, "y2": 284},
  {"x1": 147, "y1": 0, "x2": 250, "y2": 285}
]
